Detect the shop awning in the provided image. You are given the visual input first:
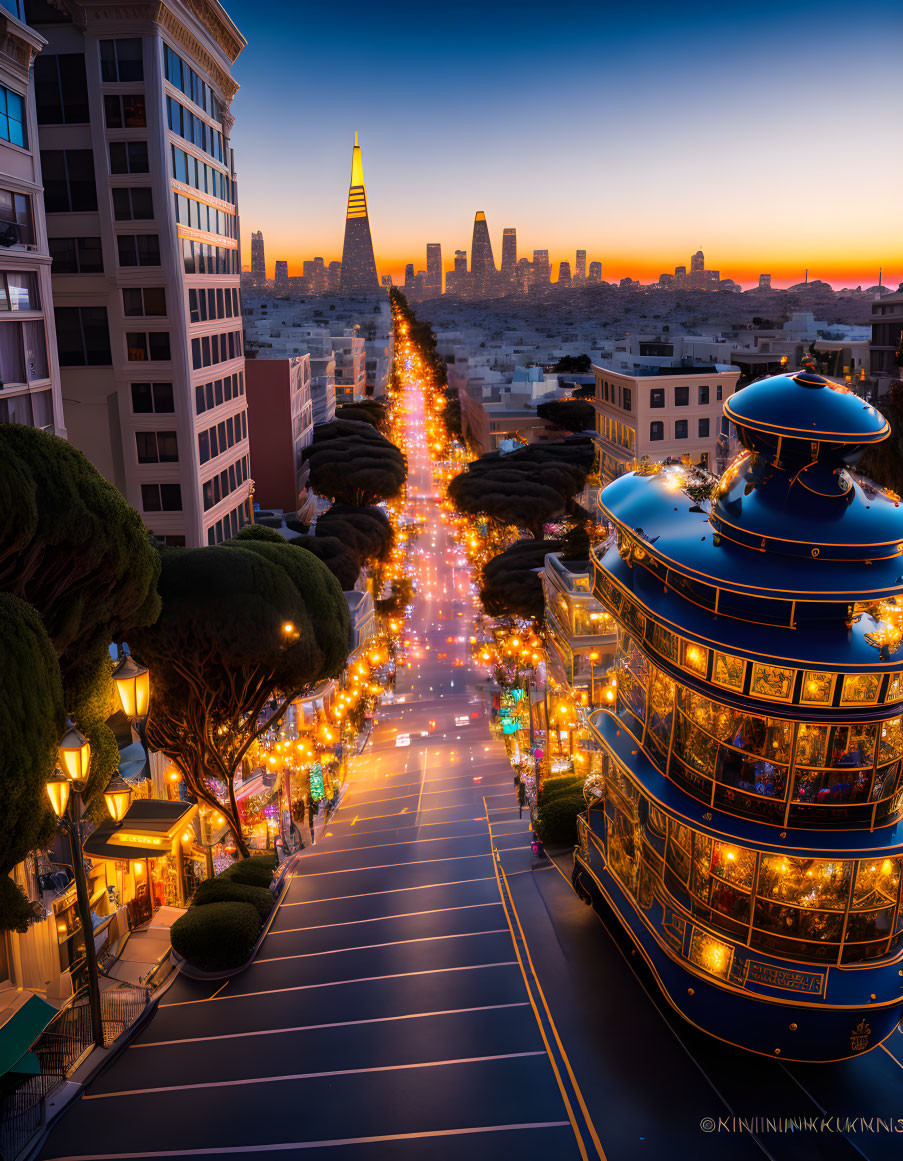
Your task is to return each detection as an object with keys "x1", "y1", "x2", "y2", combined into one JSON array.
[
  {"x1": 83, "y1": 799, "x2": 197, "y2": 862},
  {"x1": 0, "y1": 991, "x2": 56, "y2": 1077}
]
